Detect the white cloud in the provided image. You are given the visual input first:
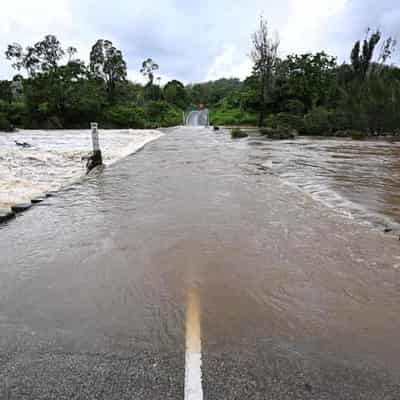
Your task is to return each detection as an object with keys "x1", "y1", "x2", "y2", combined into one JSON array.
[
  {"x1": 0, "y1": 0, "x2": 71, "y2": 37},
  {"x1": 127, "y1": 70, "x2": 147, "y2": 85},
  {"x1": 0, "y1": 0, "x2": 97, "y2": 78},
  {"x1": 0, "y1": 0, "x2": 399, "y2": 82},
  {"x1": 128, "y1": 69, "x2": 176, "y2": 86},
  {"x1": 205, "y1": 45, "x2": 252, "y2": 81},
  {"x1": 281, "y1": 0, "x2": 348, "y2": 55}
]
